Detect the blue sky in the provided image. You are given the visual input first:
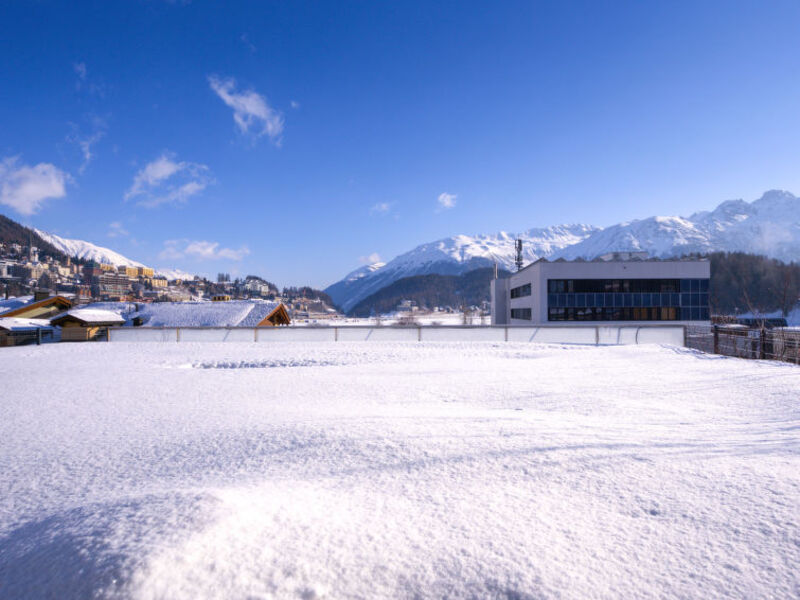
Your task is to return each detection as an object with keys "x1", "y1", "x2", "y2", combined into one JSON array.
[{"x1": 2, "y1": 1, "x2": 800, "y2": 287}]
